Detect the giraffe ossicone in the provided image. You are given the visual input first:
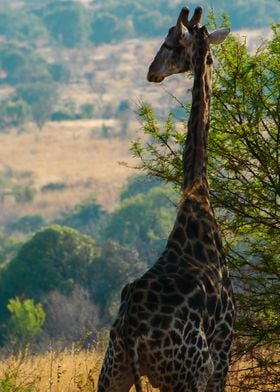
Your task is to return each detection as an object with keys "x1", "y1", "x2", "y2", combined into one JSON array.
[{"x1": 98, "y1": 5, "x2": 235, "y2": 392}]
